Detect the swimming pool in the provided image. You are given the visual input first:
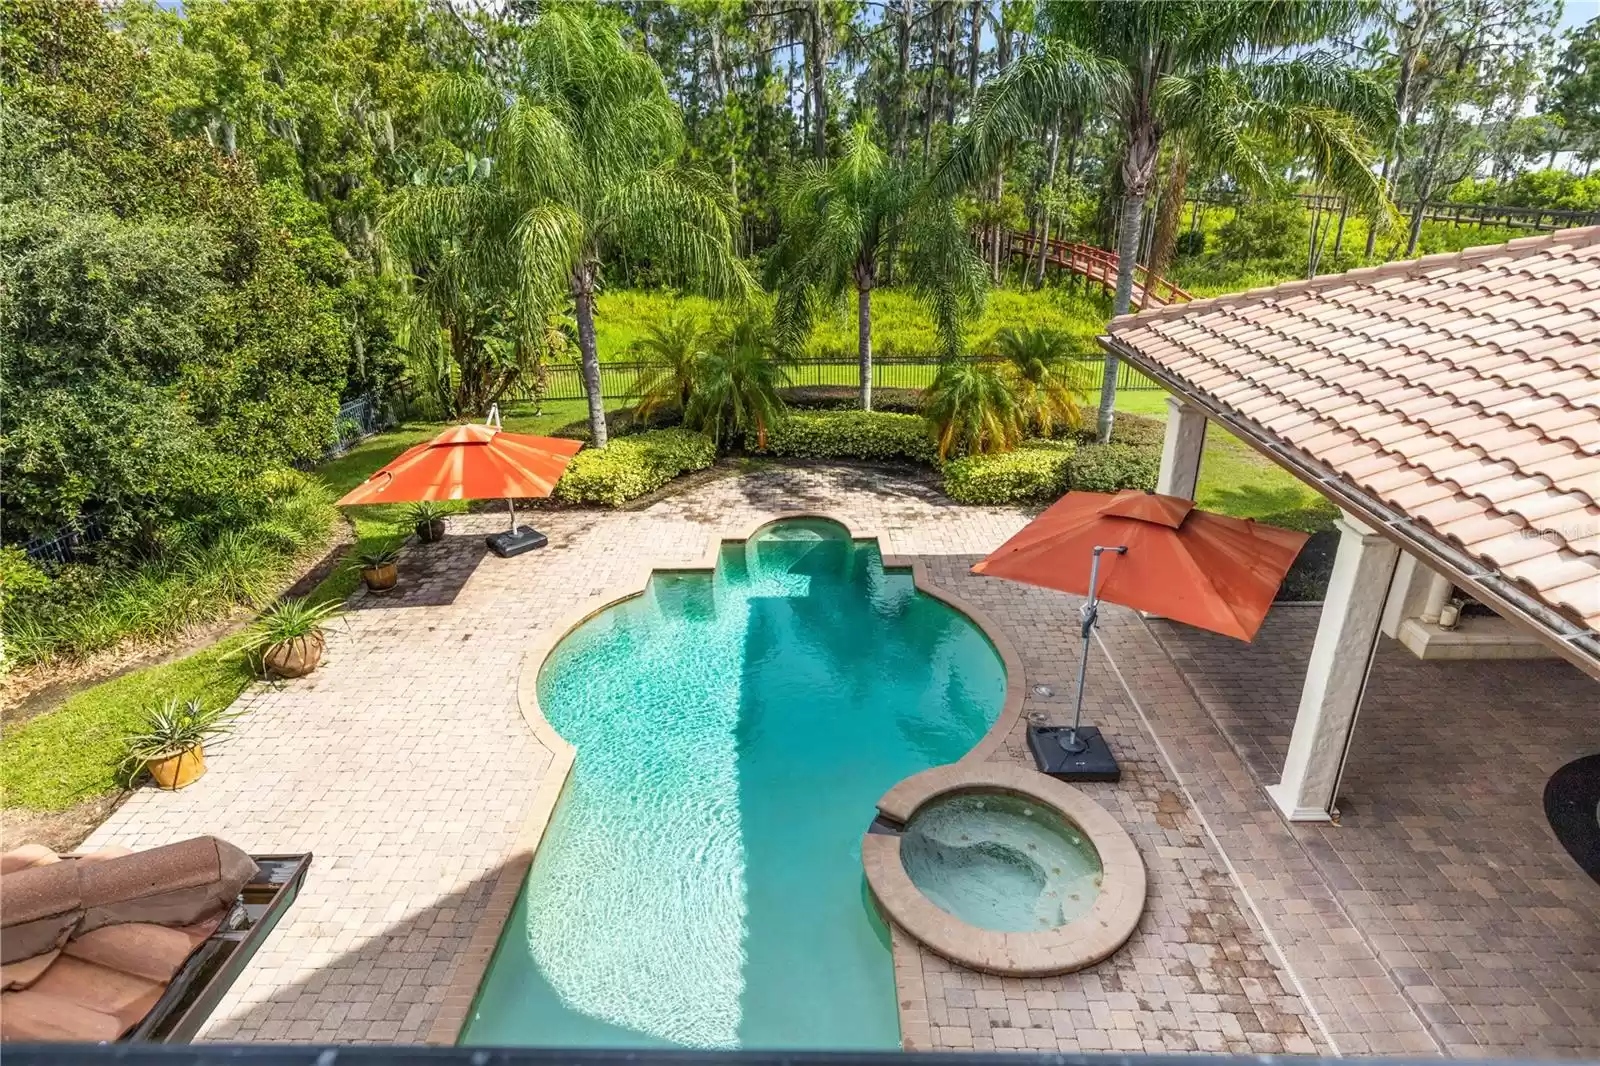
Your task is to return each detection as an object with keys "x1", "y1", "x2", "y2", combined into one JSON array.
[{"x1": 463, "y1": 518, "x2": 1006, "y2": 1050}]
